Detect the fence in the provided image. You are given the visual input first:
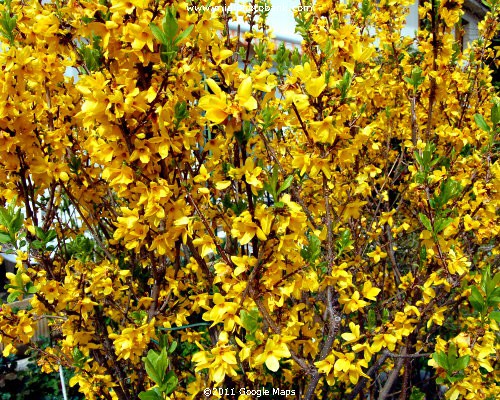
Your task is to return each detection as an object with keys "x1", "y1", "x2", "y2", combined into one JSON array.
[{"x1": 0, "y1": 297, "x2": 50, "y2": 354}]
